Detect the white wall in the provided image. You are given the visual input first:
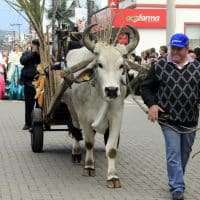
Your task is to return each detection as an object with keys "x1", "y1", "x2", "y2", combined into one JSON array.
[
  {"x1": 176, "y1": 0, "x2": 200, "y2": 5},
  {"x1": 136, "y1": 29, "x2": 166, "y2": 55},
  {"x1": 137, "y1": 0, "x2": 166, "y2": 4},
  {"x1": 176, "y1": 8, "x2": 200, "y2": 32},
  {"x1": 134, "y1": 0, "x2": 200, "y2": 54},
  {"x1": 136, "y1": 0, "x2": 200, "y2": 4}
]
